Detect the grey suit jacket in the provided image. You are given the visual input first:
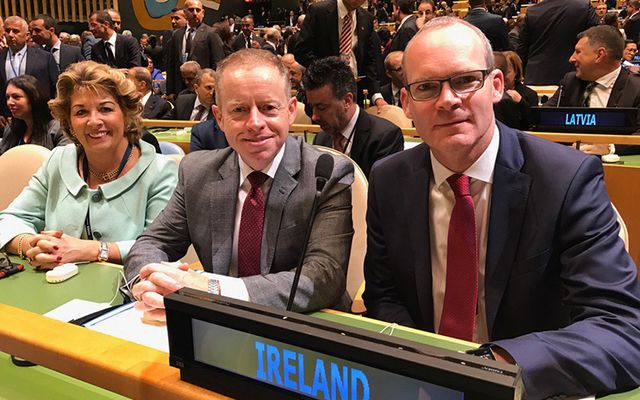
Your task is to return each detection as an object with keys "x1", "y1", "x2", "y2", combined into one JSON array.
[
  {"x1": 125, "y1": 135, "x2": 355, "y2": 312},
  {"x1": 58, "y1": 42, "x2": 84, "y2": 72}
]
